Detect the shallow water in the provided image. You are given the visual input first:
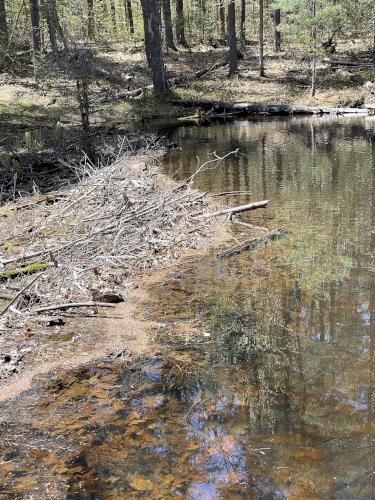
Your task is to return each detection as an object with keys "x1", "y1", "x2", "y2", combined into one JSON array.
[{"x1": 1, "y1": 116, "x2": 374, "y2": 498}]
